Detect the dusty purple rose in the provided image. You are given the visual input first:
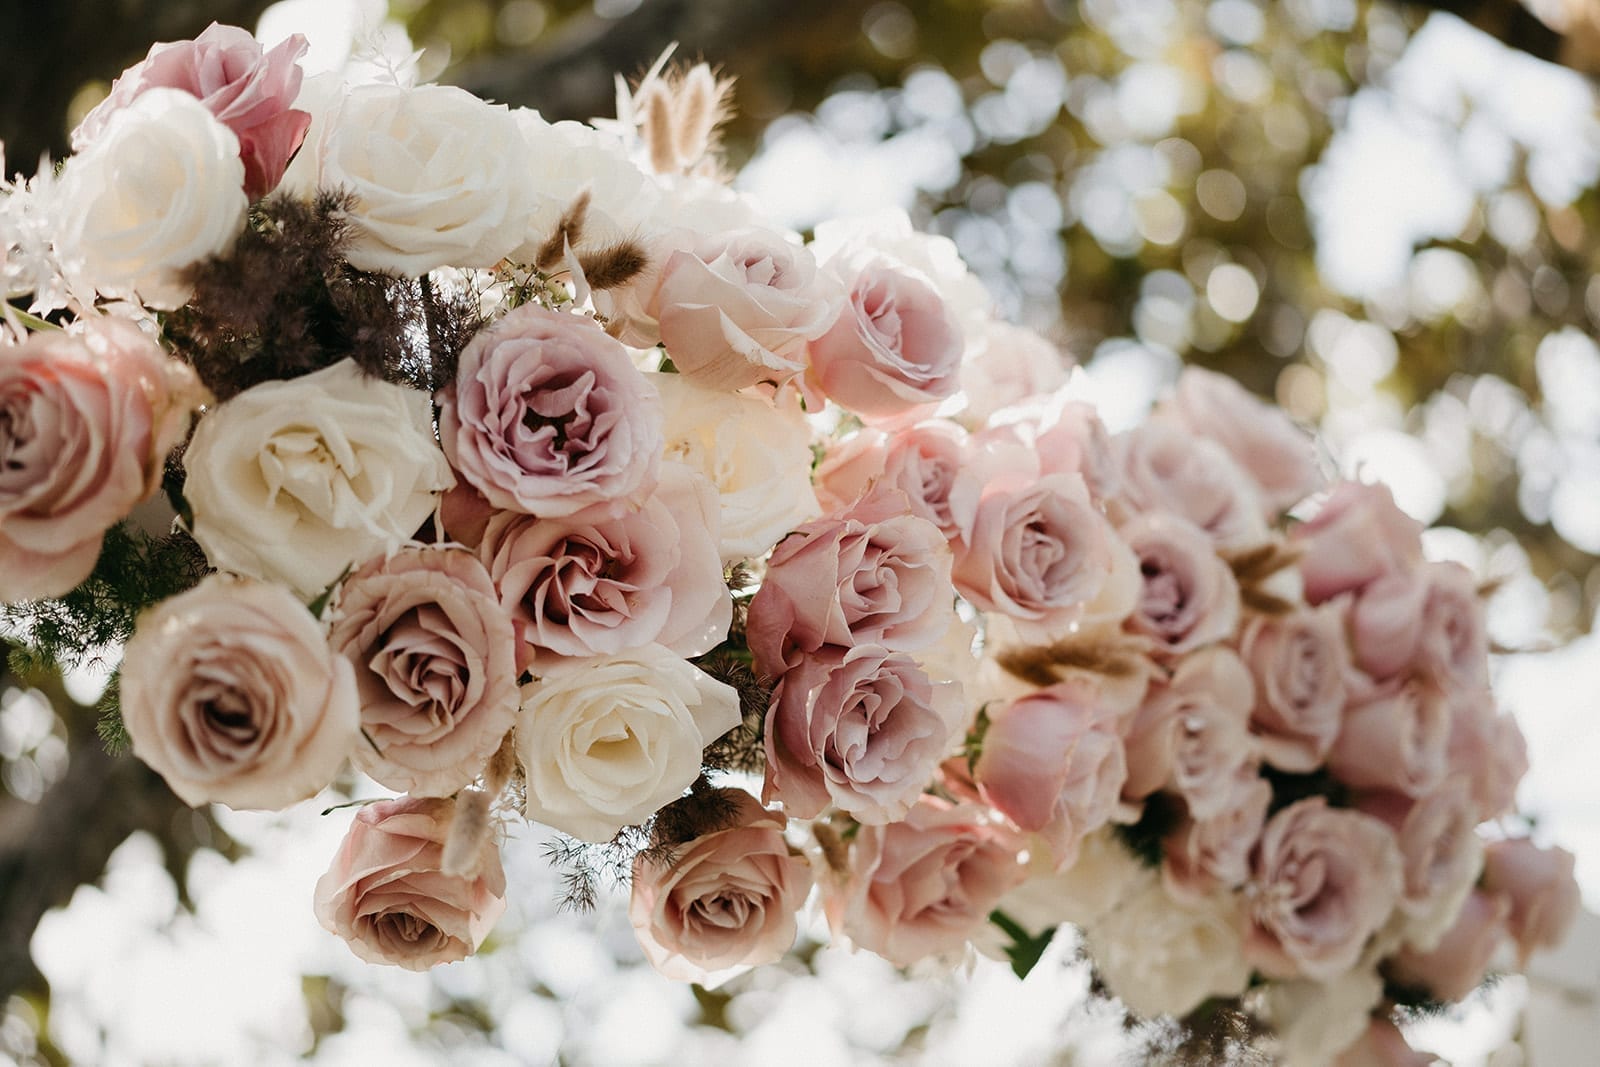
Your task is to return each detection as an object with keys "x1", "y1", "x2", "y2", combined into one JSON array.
[
  {"x1": 1239, "y1": 605, "x2": 1350, "y2": 772},
  {"x1": 1356, "y1": 779, "x2": 1482, "y2": 950},
  {"x1": 1121, "y1": 511, "x2": 1241, "y2": 657},
  {"x1": 1348, "y1": 561, "x2": 1487, "y2": 687}
]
